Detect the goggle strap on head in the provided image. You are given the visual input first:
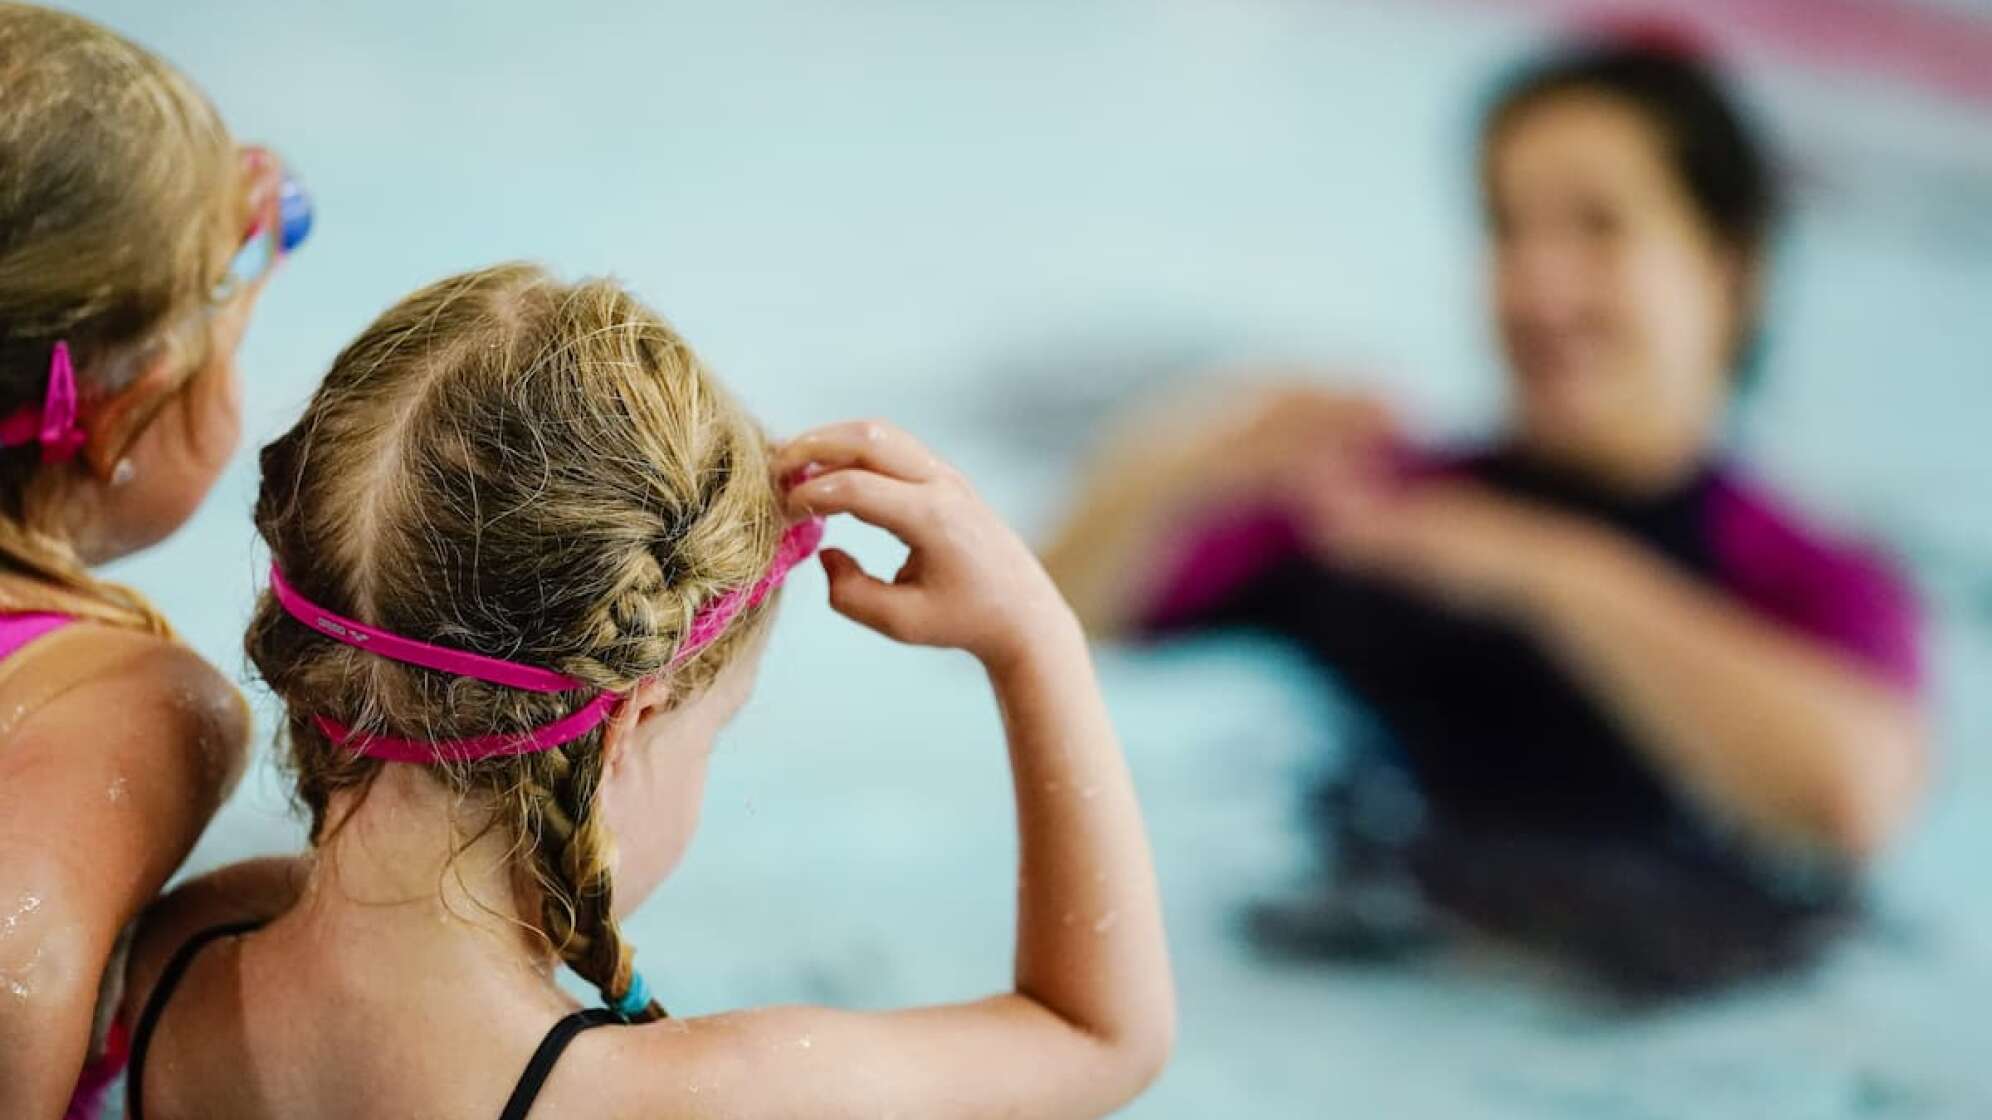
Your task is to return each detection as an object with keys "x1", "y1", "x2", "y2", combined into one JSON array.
[{"x1": 272, "y1": 517, "x2": 824, "y2": 763}]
